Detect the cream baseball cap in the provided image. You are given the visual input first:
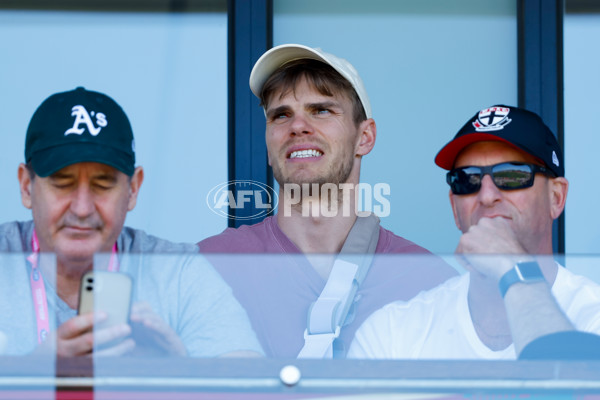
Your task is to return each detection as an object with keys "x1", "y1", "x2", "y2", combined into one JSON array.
[{"x1": 249, "y1": 44, "x2": 372, "y2": 119}]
